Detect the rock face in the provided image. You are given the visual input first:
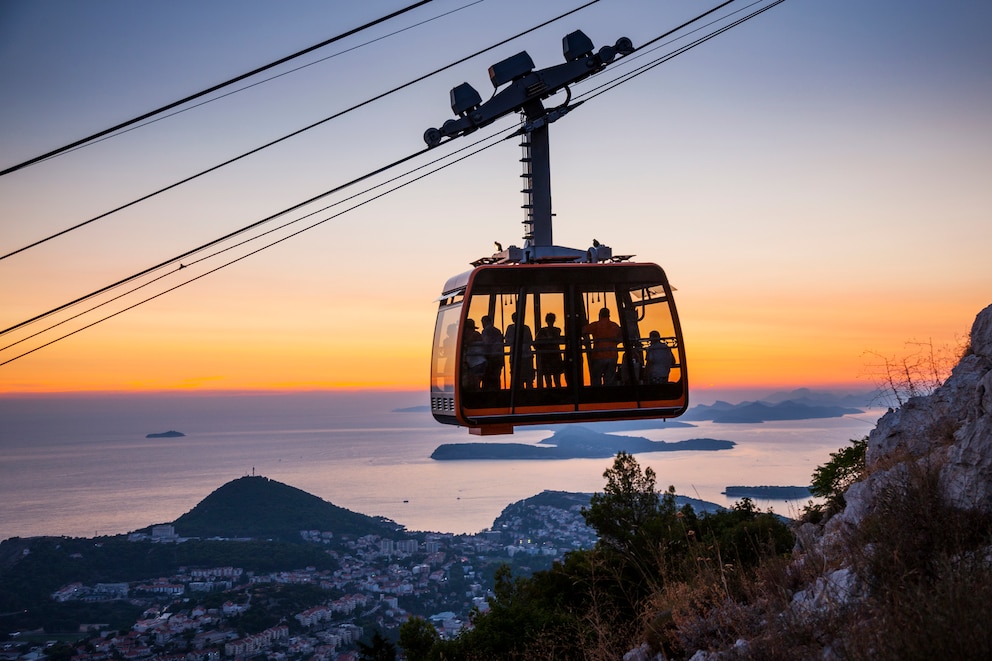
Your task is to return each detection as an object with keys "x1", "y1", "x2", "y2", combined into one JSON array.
[
  {"x1": 829, "y1": 304, "x2": 992, "y2": 533},
  {"x1": 781, "y1": 304, "x2": 992, "y2": 652},
  {"x1": 619, "y1": 307, "x2": 992, "y2": 661},
  {"x1": 623, "y1": 308, "x2": 992, "y2": 661},
  {"x1": 940, "y1": 307, "x2": 992, "y2": 511}
]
